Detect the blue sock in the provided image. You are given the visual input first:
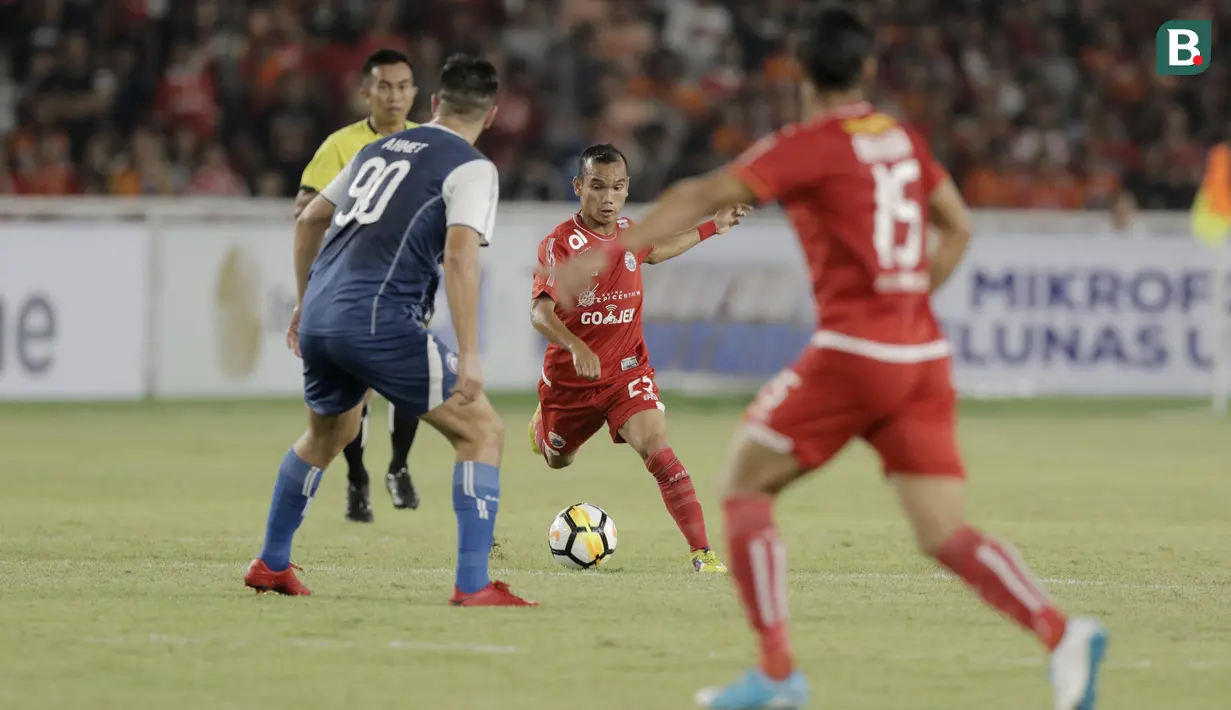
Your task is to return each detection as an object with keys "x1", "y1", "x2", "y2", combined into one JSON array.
[
  {"x1": 259, "y1": 449, "x2": 324, "y2": 572},
  {"x1": 453, "y1": 461, "x2": 500, "y2": 594}
]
